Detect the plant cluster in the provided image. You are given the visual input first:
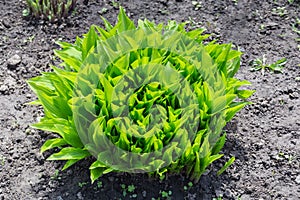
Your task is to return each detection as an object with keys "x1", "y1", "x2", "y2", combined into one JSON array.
[
  {"x1": 23, "y1": 0, "x2": 77, "y2": 22},
  {"x1": 28, "y1": 7, "x2": 254, "y2": 183}
]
